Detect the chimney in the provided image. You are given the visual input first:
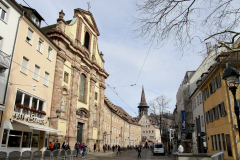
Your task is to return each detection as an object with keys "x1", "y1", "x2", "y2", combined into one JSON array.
[{"x1": 206, "y1": 42, "x2": 212, "y2": 54}]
